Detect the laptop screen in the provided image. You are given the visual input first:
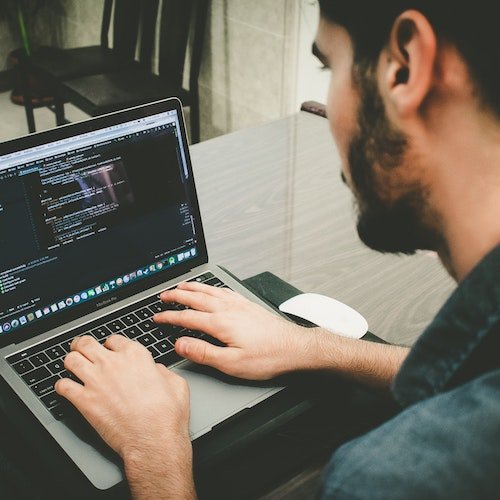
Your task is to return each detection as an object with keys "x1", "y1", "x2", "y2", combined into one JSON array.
[{"x1": 0, "y1": 100, "x2": 207, "y2": 344}]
